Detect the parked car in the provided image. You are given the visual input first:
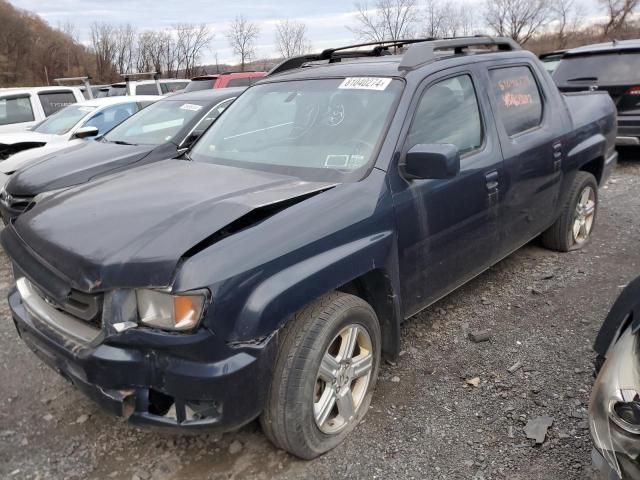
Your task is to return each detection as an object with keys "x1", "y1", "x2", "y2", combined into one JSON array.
[
  {"x1": 539, "y1": 50, "x2": 566, "y2": 74},
  {"x1": 553, "y1": 39, "x2": 640, "y2": 146},
  {"x1": 0, "y1": 88, "x2": 243, "y2": 221},
  {"x1": 107, "y1": 79, "x2": 191, "y2": 96},
  {"x1": 183, "y1": 72, "x2": 267, "y2": 92},
  {"x1": 0, "y1": 37, "x2": 618, "y2": 459},
  {"x1": 590, "y1": 275, "x2": 640, "y2": 479},
  {"x1": 0, "y1": 96, "x2": 158, "y2": 161},
  {"x1": 0, "y1": 86, "x2": 84, "y2": 134}
]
